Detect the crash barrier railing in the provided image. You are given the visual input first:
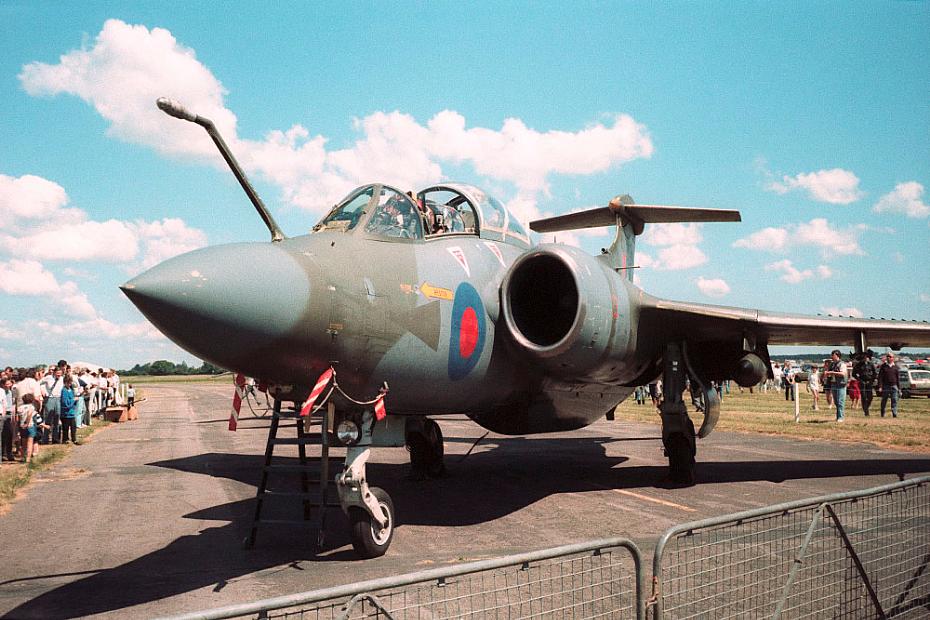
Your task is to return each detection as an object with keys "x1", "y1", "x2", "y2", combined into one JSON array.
[
  {"x1": 650, "y1": 475, "x2": 930, "y2": 619},
  {"x1": 158, "y1": 537, "x2": 645, "y2": 620},
  {"x1": 158, "y1": 476, "x2": 930, "y2": 620}
]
